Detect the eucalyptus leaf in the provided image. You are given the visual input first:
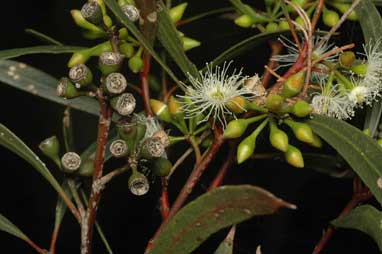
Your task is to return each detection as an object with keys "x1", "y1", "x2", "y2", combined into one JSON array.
[
  {"x1": 332, "y1": 205, "x2": 382, "y2": 251},
  {"x1": 147, "y1": 185, "x2": 295, "y2": 254},
  {"x1": 0, "y1": 60, "x2": 99, "y2": 116},
  {"x1": 103, "y1": 0, "x2": 181, "y2": 85},
  {"x1": 214, "y1": 225, "x2": 235, "y2": 254},
  {"x1": 307, "y1": 115, "x2": 382, "y2": 204},
  {"x1": 0, "y1": 45, "x2": 84, "y2": 59},
  {"x1": 0, "y1": 213, "x2": 28, "y2": 241},
  {"x1": 356, "y1": 0, "x2": 382, "y2": 137},
  {"x1": 157, "y1": 2, "x2": 200, "y2": 82},
  {"x1": 179, "y1": 7, "x2": 235, "y2": 26},
  {"x1": 25, "y1": 28, "x2": 63, "y2": 46},
  {"x1": 54, "y1": 180, "x2": 72, "y2": 230},
  {"x1": 0, "y1": 123, "x2": 67, "y2": 198}
]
